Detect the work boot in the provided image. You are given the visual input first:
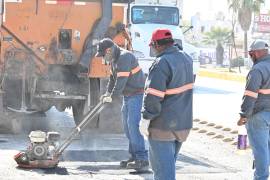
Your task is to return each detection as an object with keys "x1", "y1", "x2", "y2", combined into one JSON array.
[
  {"x1": 126, "y1": 160, "x2": 149, "y2": 170},
  {"x1": 120, "y1": 158, "x2": 134, "y2": 168}
]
